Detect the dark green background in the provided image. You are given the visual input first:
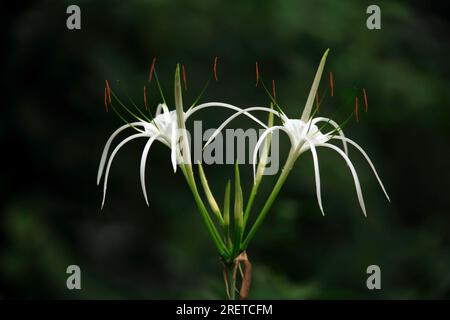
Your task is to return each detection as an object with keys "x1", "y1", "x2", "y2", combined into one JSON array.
[{"x1": 2, "y1": 0, "x2": 450, "y2": 298}]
